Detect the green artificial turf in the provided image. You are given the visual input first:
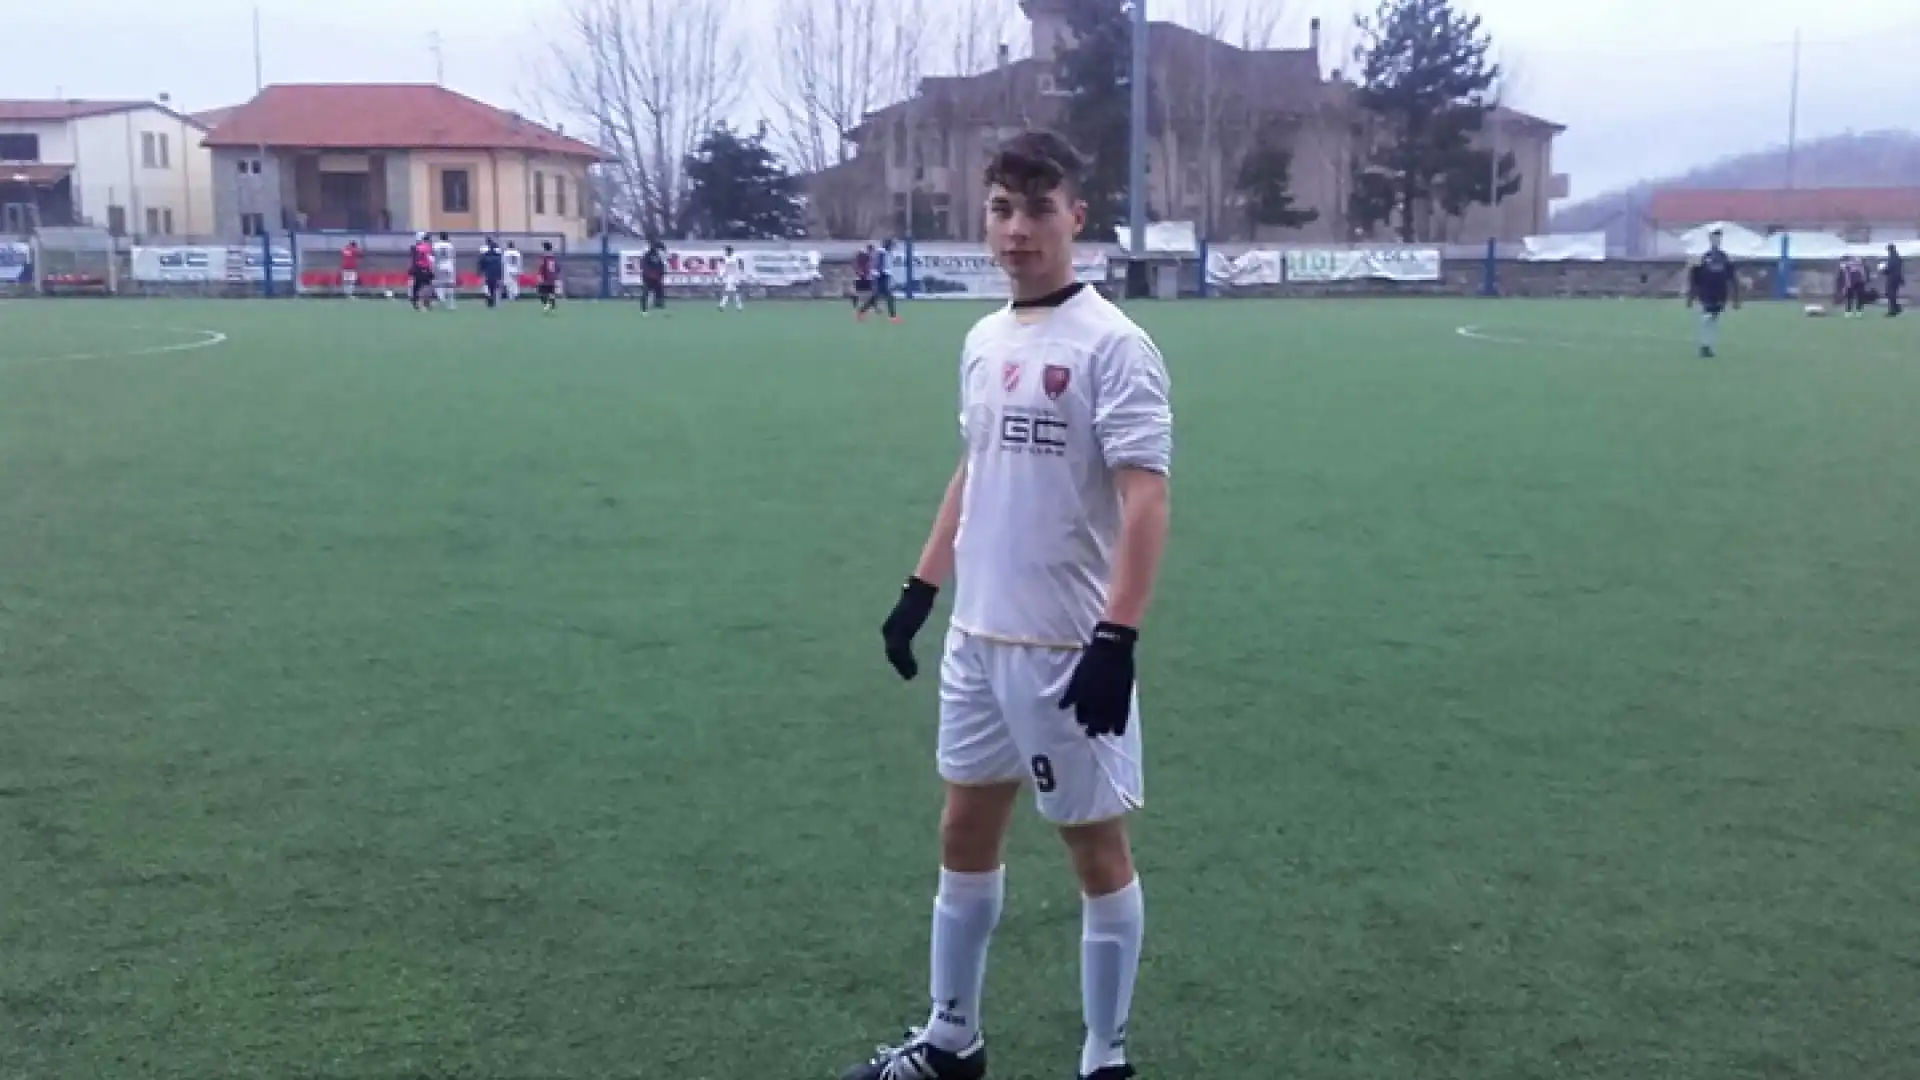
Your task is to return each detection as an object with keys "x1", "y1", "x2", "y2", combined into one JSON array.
[{"x1": 2, "y1": 295, "x2": 1918, "y2": 1079}]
